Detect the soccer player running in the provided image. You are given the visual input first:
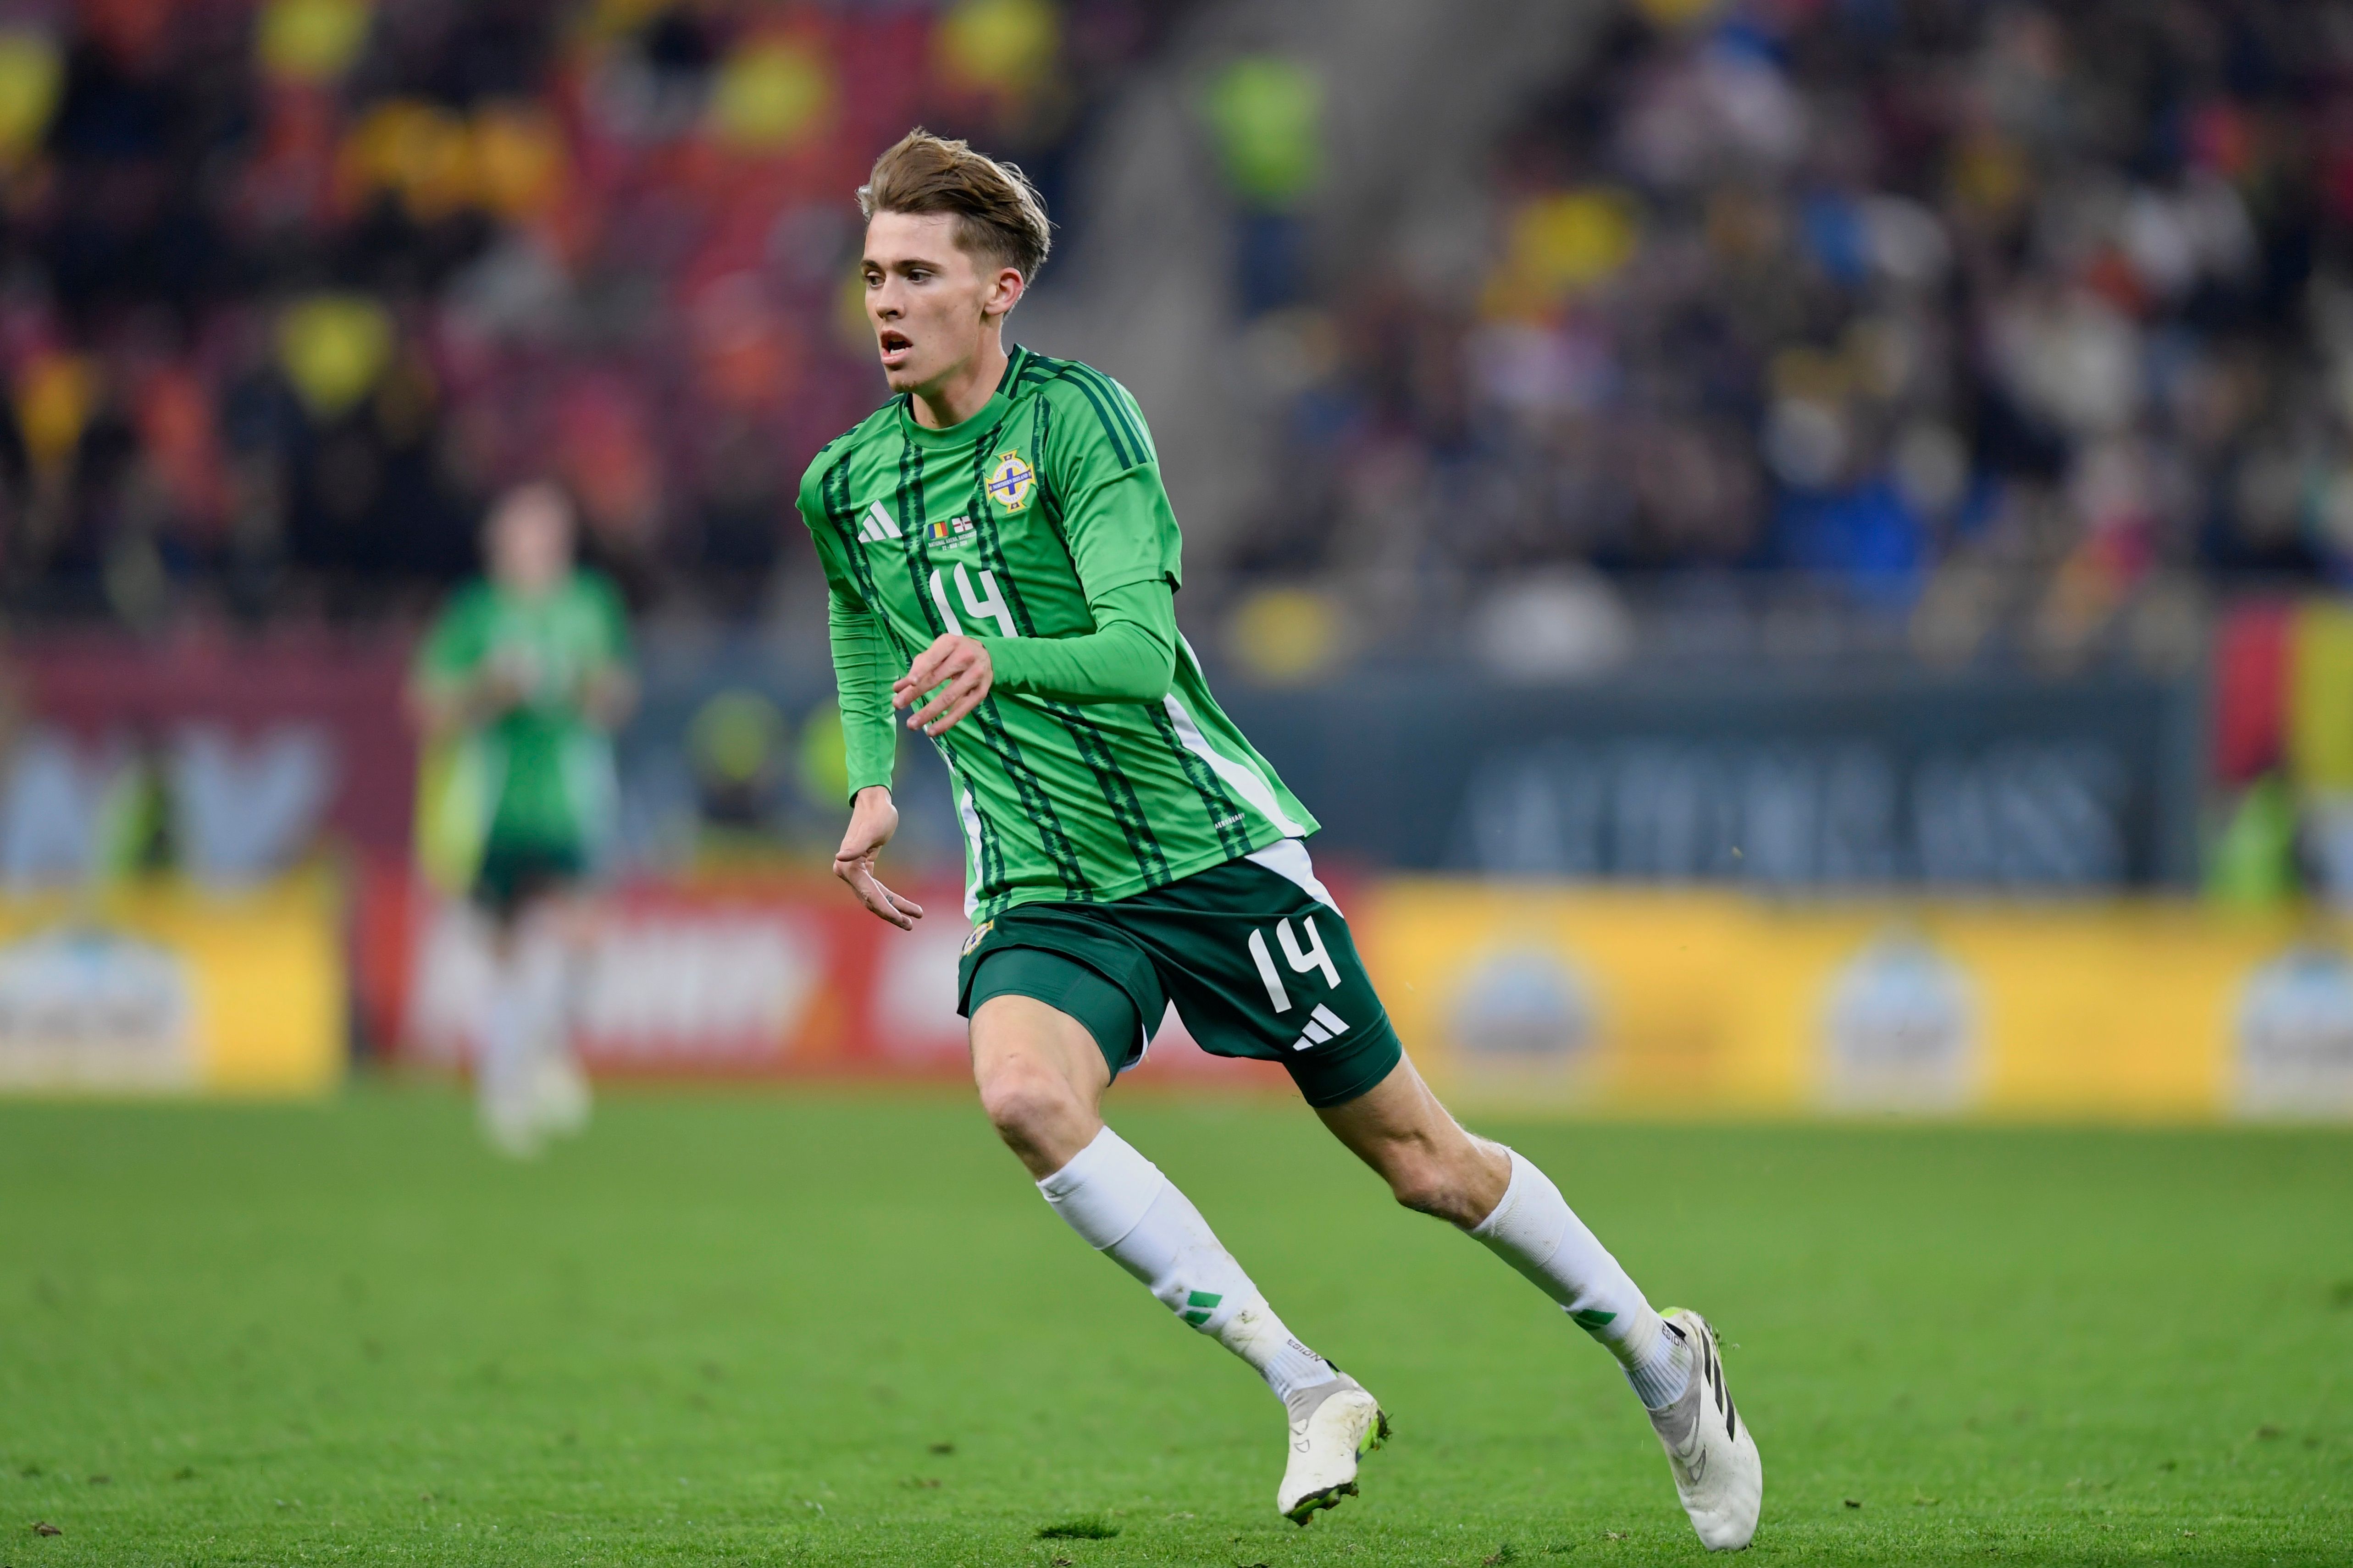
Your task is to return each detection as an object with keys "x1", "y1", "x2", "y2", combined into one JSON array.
[
  {"x1": 802, "y1": 131, "x2": 1761, "y2": 1549},
  {"x1": 409, "y1": 482, "x2": 636, "y2": 1158}
]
